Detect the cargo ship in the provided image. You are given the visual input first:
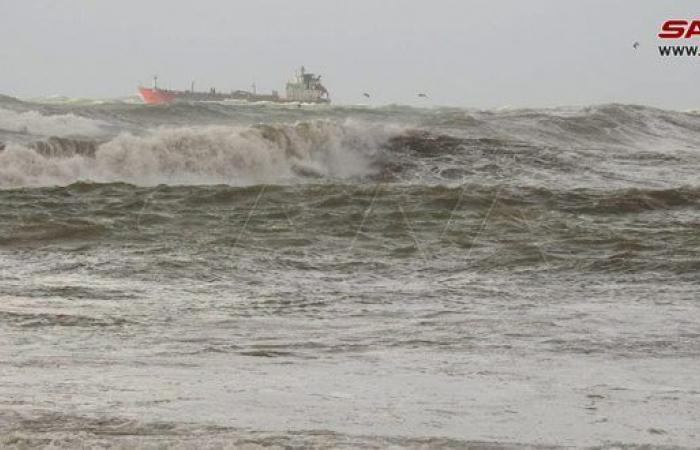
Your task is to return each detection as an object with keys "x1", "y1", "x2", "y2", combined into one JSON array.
[{"x1": 138, "y1": 66, "x2": 330, "y2": 105}]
